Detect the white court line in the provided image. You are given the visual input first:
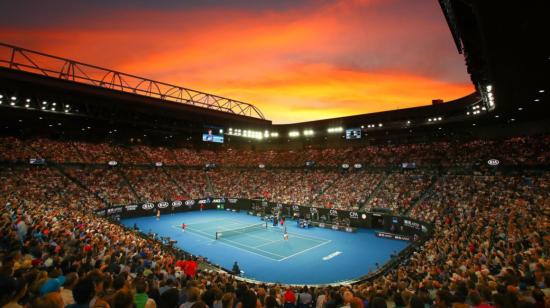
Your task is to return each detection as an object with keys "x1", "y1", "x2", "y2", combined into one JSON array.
[
  {"x1": 278, "y1": 239, "x2": 332, "y2": 261},
  {"x1": 171, "y1": 225, "x2": 215, "y2": 239},
  {"x1": 275, "y1": 228, "x2": 331, "y2": 243},
  {"x1": 185, "y1": 218, "x2": 227, "y2": 225},
  {"x1": 224, "y1": 218, "x2": 329, "y2": 243},
  {"x1": 172, "y1": 225, "x2": 285, "y2": 261},
  {"x1": 172, "y1": 217, "x2": 332, "y2": 262},
  {"x1": 253, "y1": 238, "x2": 287, "y2": 248}
]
